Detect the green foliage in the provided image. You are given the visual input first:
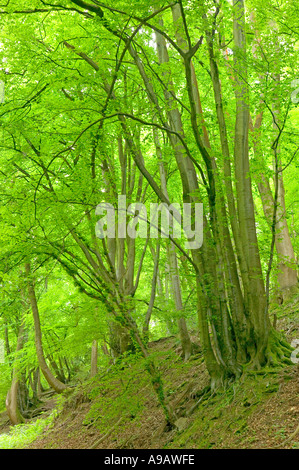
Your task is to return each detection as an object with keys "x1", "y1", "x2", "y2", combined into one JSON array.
[{"x1": 0, "y1": 410, "x2": 58, "y2": 449}]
